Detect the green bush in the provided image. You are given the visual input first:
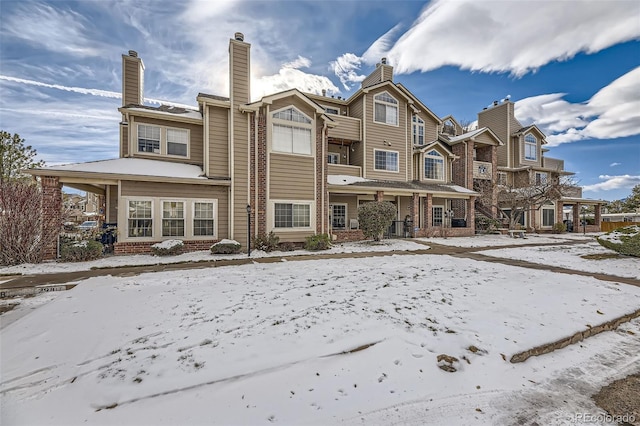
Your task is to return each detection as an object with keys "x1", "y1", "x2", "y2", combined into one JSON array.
[
  {"x1": 596, "y1": 225, "x2": 640, "y2": 257},
  {"x1": 60, "y1": 240, "x2": 103, "y2": 262},
  {"x1": 254, "y1": 231, "x2": 280, "y2": 252},
  {"x1": 151, "y1": 239, "x2": 184, "y2": 256},
  {"x1": 357, "y1": 201, "x2": 397, "y2": 241},
  {"x1": 211, "y1": 239, "x2": 242, "y2": 254},
  {"x1": 278, "y1": 241, "x2": 297, "y2": 252},
  {"x1": 552, "y1": 222, "x2": 567, "y2": 234},
  {"x1": 304, "y1": 234, "x2": 332, "y2": 251}
]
